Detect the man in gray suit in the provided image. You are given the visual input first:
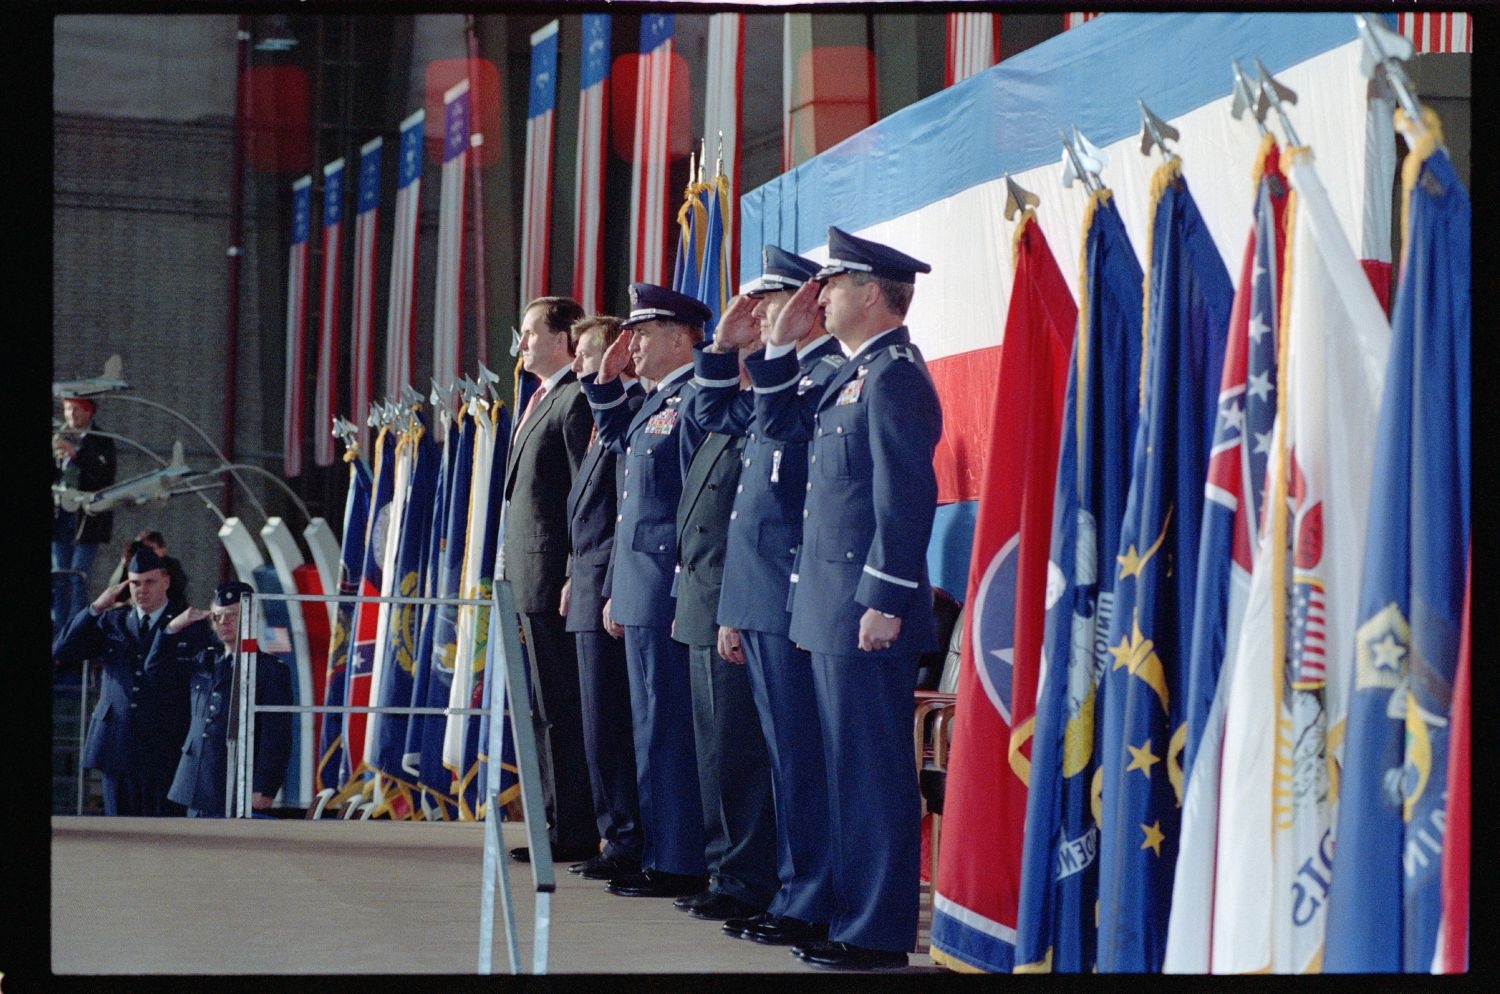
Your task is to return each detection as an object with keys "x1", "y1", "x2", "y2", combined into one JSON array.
[{"x1": 502, "y1": 295, "x2": 599, "y2": 865}]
